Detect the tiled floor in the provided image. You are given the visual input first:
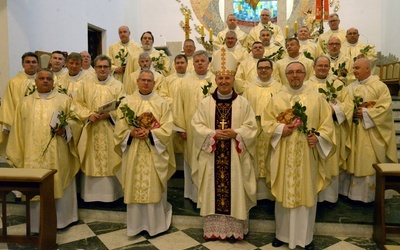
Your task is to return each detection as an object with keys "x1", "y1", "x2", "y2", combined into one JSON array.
[
  {"x1": 2, "y1": 170, "x2": 400, "y2": 249},
  {"x1": 1, "y1": 215, "x2": 398, "y2": 250}
]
